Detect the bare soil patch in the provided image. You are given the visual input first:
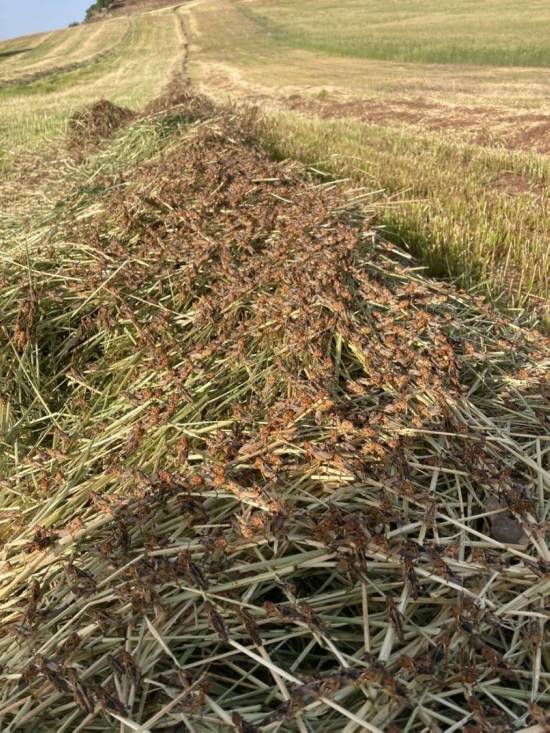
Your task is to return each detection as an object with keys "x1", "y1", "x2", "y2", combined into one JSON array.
[
  {"x1": 285, "y1": 94, "x2": 550, "y2": 155},
  {"x1": 490, "y1": 170, "x2": 543, "y2": 196}
]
